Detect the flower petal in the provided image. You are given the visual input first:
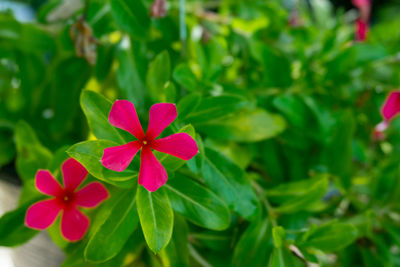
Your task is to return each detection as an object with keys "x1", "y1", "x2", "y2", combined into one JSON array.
[
  {"x1": 75, "y1": 182, "x2": 109, "y2": 208},
  {"x1": 138, "y1": 147, "x2": 168, "y2": 192},
  {"x1": 381, "y1": 91, "x2": 400, "y2": 121},
  {"x1": 62, "y1": 158, "x2": 88, "y2": 192},
  {"x1": 146, "y1": 103, "x2": 177, "y2": 140},
  {"x1": 25, "y1": 199, "x2": 62, "y2": 230},
  {"x1": 35, "y1": 170, "x2": 63, "y2": 197},
  {"x1": 109, "y1": 100, "x2": 144, "y2": 139},
  {"x1": 152, "y1": 133, "x2": 198, "y2": 160},
  {"x1": 101, "y1": 141, "x2": 142, "y2": 172},
  {"x1": 61, "y1": 207, "x2": 89, "y2": 242}
]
